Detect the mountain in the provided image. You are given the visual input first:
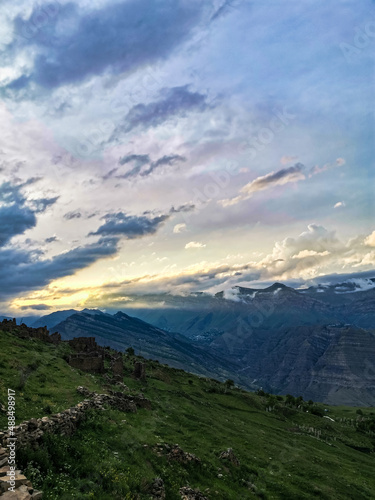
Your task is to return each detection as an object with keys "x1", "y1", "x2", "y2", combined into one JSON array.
[
  {"x1": 52, "y1": 310, "x2": 238, "y2": 382},
  {"x1": 31, "y1": 278, "x2": 375, "y2": 405},
  {"x1": 31, "y1": 309, "x2": 78, "y2": 330}
]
